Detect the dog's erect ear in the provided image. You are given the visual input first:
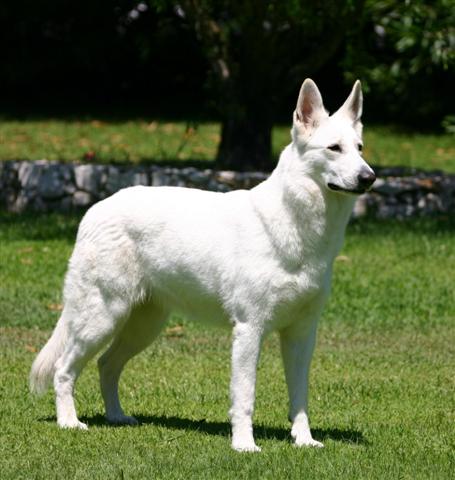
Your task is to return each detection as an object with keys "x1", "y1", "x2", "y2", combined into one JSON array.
[
  {"x1": 335, "y1": 80, "x2": 363, "y2": 123},
  {"x1": 294, "y1": 79, "x2": 328, "y2": 131}
]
